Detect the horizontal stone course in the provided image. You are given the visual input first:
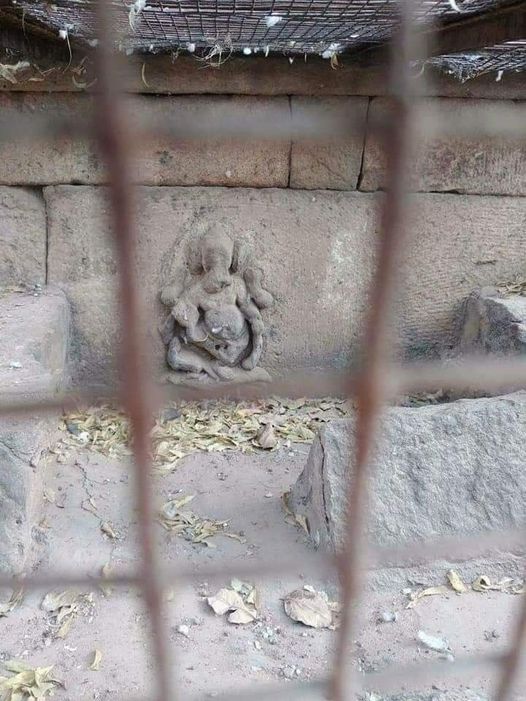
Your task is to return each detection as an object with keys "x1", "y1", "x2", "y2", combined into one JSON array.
[
  {"x1": 45, "y1": 185, "x2": 526, "y2": 382},
  {"x1": 361, "y1": 97, "x2": 526, "y2": 196}
]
